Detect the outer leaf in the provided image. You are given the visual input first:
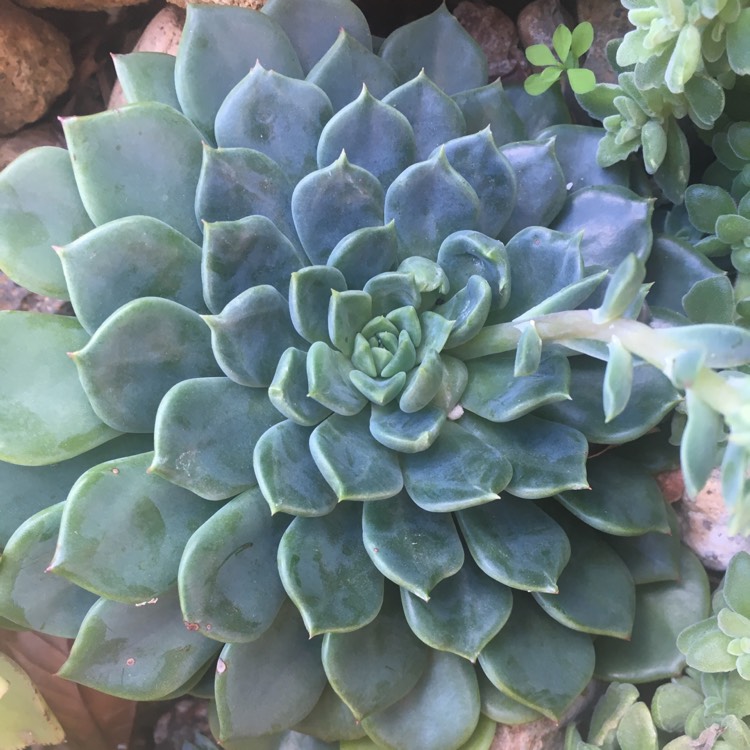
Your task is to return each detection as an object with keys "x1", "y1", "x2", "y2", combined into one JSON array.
[
  {"x1": 175, "y1": 4, "x2": 303, "y2": 137},
  {"x1": 362, "y1": 491, "x2": 464, "y2": 598},
  {"x1": 361, "y1": 651, "x2": 480, "y2": 750},
  {"x1": 681, "y1": 390, "x2": 723, "y2": 498},
  {"x1": 178, "y1": 489, "x2": 289, "y2": 643},
  {"x1": 59, "y1": 216, "x2": 205, "y2": 334},
  {"x1": 306, "y1": 342, "x2": 368, "y2": 416},
  {"x1": 726, "y1": 9, "x2": 750, "y2": 75},
  {"x1": 289, "y1": 265, "x2": 347, "y2": 345},
  {"x1": 294, "y1": 684, "x2": 366, "y2": 743},
  {"x1": 327, "y1": 224, "x2": 400, "y2": 291},
  {"x1": 52, "y1": 451, "x2": 214, "y2": 603},
  {"x1": 453, "y1": 81, "x2": 526, "y2": 146},
  {"x1": 369, "y1": 401, "x2": 447, "y2": 453},
  {"x1": 457, "y1": 498, "x2": 571, "y2": 593},
  {"x1": 0, "y1": 312, "x2": 119, "y2": 465},
  {"x1": 278, "y1": 503, "x2": 384, "y2": 635},
  {"x1": 112, "y1": 52, "x2": 180, "y2": 110},
  {"x1": 0, "y1": 147, "x2": 92, "y2": 298},
  {"x1": 478, "y1": 670, "x2": 544, "y2": 725},
  {"x1": 63, "y1": 104, "x2": 204, "y2": 243},
  {"x1": 401, "y1": 556, "x2": 513, "y2": 661},
  {"x1": 322, "y1": 590, "x2": 428, "y2": 720},
  {"x1": 723, "y1": 551, "x2": 750, "y2": 618},
  {"x1": 59, "y1": 588, "x2": 219, "y2": 700},
  {"x1": 72, "y1": 298, "x2": 221, "y2": 433},
  {"x1": 269, "y1": 348, "x2": 333, "y2": 427},
  {"x1": 479, "y1": 593, "x2": 595, "y2": 720},
  {"x1": 379, "y1": 3, "x2": 487, "y2": 94},
  {"x1": 214, "y1": 601, "x2": 326, "y2": 741},
  {"x1": 653, "y1": 118, "x2": 690, "y2": 204}
]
